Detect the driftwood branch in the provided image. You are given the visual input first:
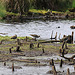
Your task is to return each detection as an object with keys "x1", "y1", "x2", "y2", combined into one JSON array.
[
  {"x1": 61, "y1": 55, "x2": 75, "y2": 61},
  {"x1": 39, "y1": 40, "x2": 61, "y2": 43}
]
